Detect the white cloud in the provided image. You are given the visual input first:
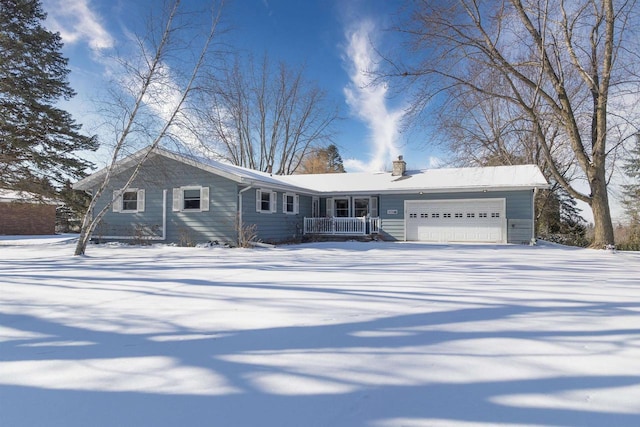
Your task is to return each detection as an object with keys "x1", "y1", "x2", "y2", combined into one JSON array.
[
  {"x1": 343, "y1": 19, "x2": 403, "y2": 172},
  {"x1": 343, "y1": 157, "x2": 370, "y2": 173},
  {"x1": 43, "y1": 0, "x2": 114, "y2": 52}
]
